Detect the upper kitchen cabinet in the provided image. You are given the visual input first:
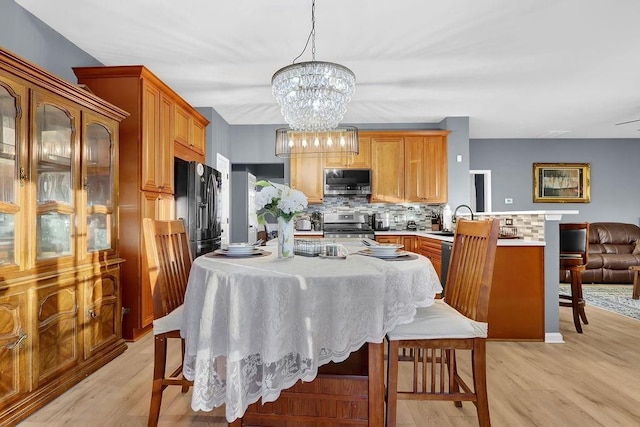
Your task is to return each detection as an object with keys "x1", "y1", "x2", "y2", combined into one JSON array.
[
  {"x1": 0, "y1": 47, "x2": 127, "y2": 425},
  {"x1": 367, "y1": 130, "x2": 449, "y2": 204},
  {"x1": 324, "y1": 136, "x2": 371, "y2": 169},
  {"x1": 404, "y1": 134, "x2": 448, "y2": 203},
  {"x1": 73, "y1": 65, "x2": 209, "y2": 341},
  {"x1": 369, "y1": 134, "x2": 405, "y2": 203},
  {"x1": 290, "y1": 155, "x2": 324, "y2": 204}
]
